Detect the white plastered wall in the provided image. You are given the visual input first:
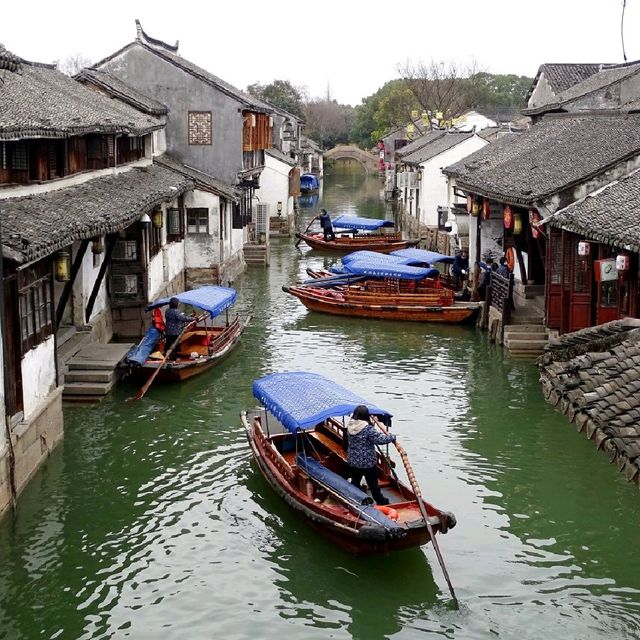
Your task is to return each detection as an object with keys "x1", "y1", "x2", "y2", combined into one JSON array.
[{"x1": 21, "y1": 337, "x2": 56, "y2": 420}]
